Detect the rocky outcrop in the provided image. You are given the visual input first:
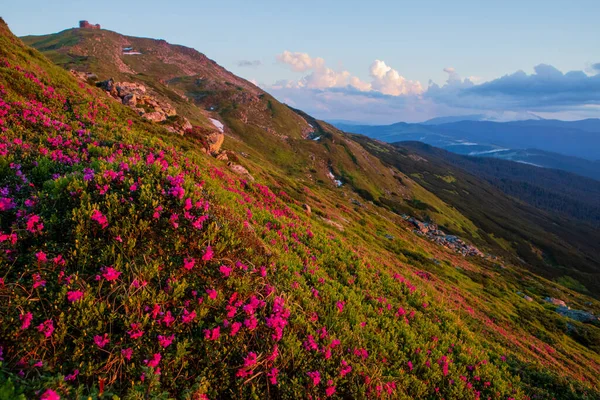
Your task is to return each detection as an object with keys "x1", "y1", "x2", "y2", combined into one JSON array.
[
  {"x1": 96, "y1": 78, "x2": 178, "y2": 127},
  {"x1": 405, "y1": 216, "x2": 485, "y2": 257},
  {"x1": 142, "y1": 111, "x2": 167, "y2": 123},
  {"x1": 206, "y1": 131, "x2": 225, "y2": 154},
  {"x1": 165, "y1": 116, "x2": 193, "y2": 135},
  {"x1": 544, "y1": 297, "x2": 567, "y2": 307},
  {"x1": 556, "y1": 306, "x2": 597, "y2": 323}
]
